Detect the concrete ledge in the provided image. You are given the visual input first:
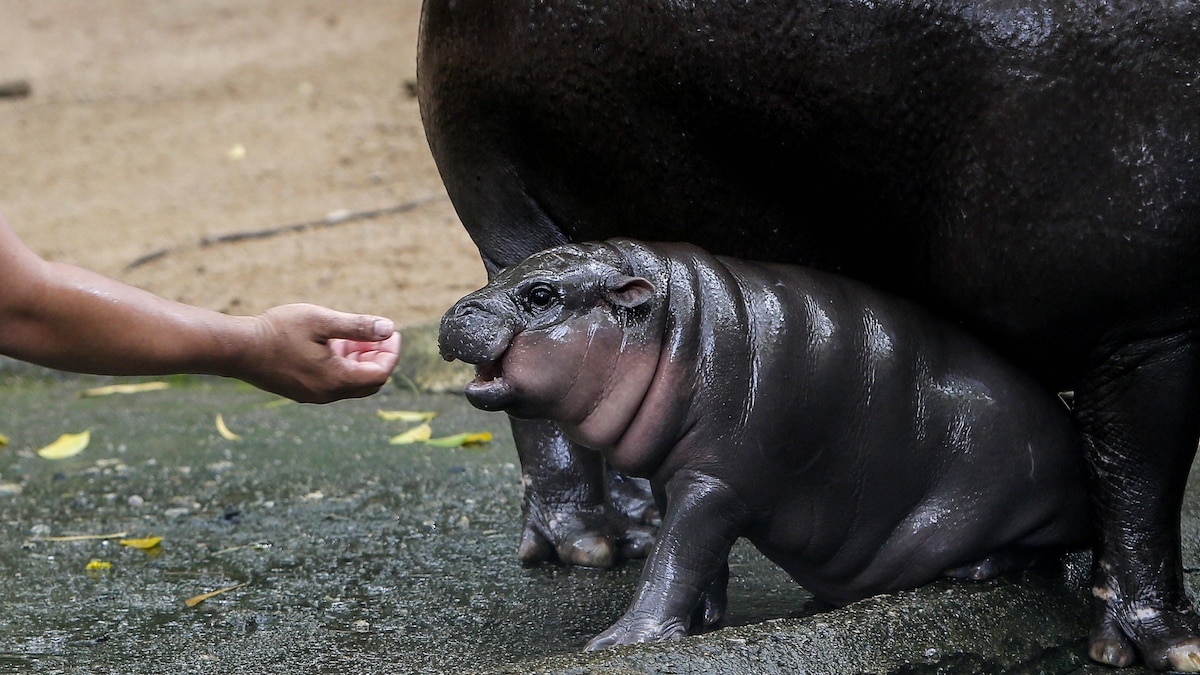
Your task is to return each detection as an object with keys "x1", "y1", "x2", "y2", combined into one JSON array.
[{"x1": 491, "y1": 555, "x2": 1101, "y2": 674}]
